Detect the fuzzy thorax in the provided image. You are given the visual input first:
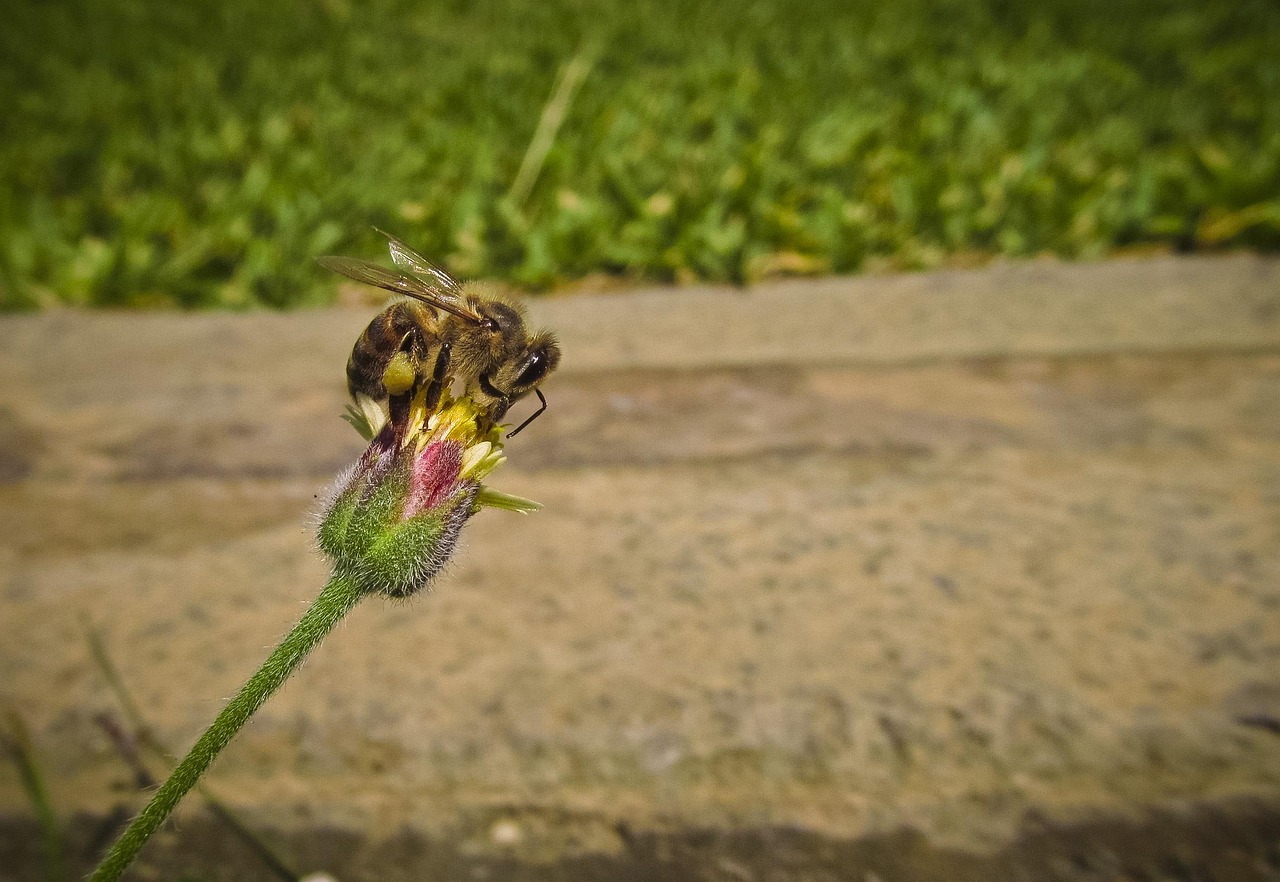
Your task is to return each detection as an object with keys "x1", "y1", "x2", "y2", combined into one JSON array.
[{"x1": 319, "y1": 389, "x2": 538, "y2": 597}]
